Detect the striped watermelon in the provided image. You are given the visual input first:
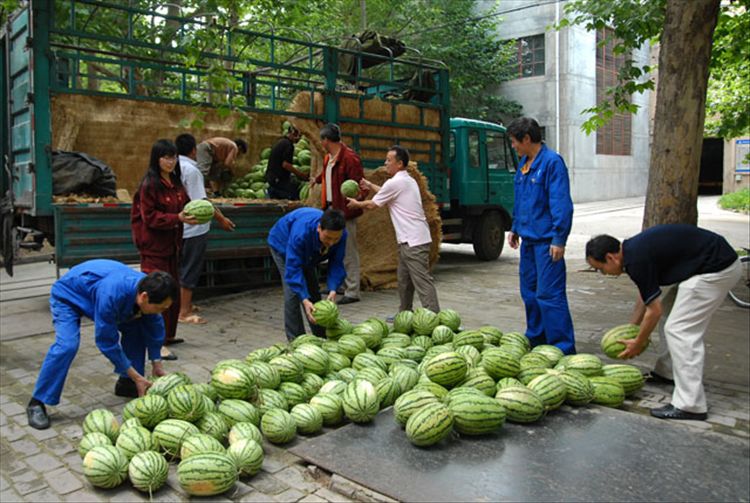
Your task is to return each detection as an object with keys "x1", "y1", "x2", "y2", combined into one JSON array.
[
  {"x1": 560, "y1": 354, "x2": 603, "y2": 377},
  {"x1": 481, "y1": 347, "x2": 521, "y2": 380},
  {"x1": 78, "y1": 432, "x2": 112, "y2": 458},
  {"x1": 366, "y1": 317, "x2": 390, "y2": 337},
  {"x1": 83, "y1": 409, "x2": 120, "y2": 443},
  {"x1": 260, "y1": 408, "x2": 297, "y2": 444},
  {"x1": 394, "y1": 310, "x2": 415, "y2": 334},
  {"x1": 248, "y1": 361, "x2": 281, "y2": 390},
  {"x1": 201, "y1": 394, "x2": 217, "y2": 414},
  {"x1": 531, "y1": 344, "x2": 564, "y2": 365},
  {"x1": 424, "y1": 352, "x2": 468, "y2": 388},
  {"x1": 601, "y1": 364, "x2": 645, "y2": 395},
  {"x1": 121, "y1": 417, "x2": 142, "y2": 431},
  {"x1": 412, "y1": 382, "x2": 449, "y2": 400},
  {"x1": 128, "y1": 450, "x2": 168, "y2": 494},
  {"x1": 82, "y1": 445, "x2": 129, "y2": 489},
  {"x1": 459, "y1": 367, "x2": 497, "y2": 397},
  {"x1": 600, "y1": 324, "x2": 641, "y2": 359},
  {"x1": 336, "y1": 367, "x2": 359, "y2": 383},
  {"x1": 193, "y1": 383, "x2": 219, "y2": 401},
  {"x1": 377, "y1": 346, "x2": 407, "y2": 366},
  {"x1": 448, "y1": 393, "x2": 506, "y2": 435},
  {"x1": 555, "y1": 370, "x2": 595, "y2": 406},
  {"x1": 443, "y1": 386, "x2": 485, "y2": 406},
  {"x1": 517, "y1": 367, "x2": 548, "y2": 385},
  {"x1": 309, "y1": 393, "x2": 345, "y2": 426},
  {"x1": 337, "y1": 334, "x2": 368, "y2": 359},
  {"x1": 320, "y1": 380, "x2": 347, "y2": 395},
  {"x1": 227, "y1": 439, "x2": 264, "y2": 476},
  {"x1": 495, "y1": 387, "x2": 545, "y2": 423},
  {"x1": 211, "y1": 361, "x2": 256, "y2": 400},
  {"x1": 352, "y1": 352, "x2": 388, "y2": 372},
  {"x1": 390, "y1": 365, "x2": 420, "y2": 393},
  {"x1": 183, "y1": 199, "x2": 215, "y2": 224},
  {"x1": 278, "y1": 382, "x2": 309, "y2": 407},
  {"x1": 405, "y1": 402, "x2": 454, "y2": 447},
  {"x1": 322, "y1": 340, "x2": 343, "y2": 354},
  {"x1": 290, "y1": 403, "x2": 324, "y2": 435},
  {"x1": 218, "y1": 399, "x2": 260, "y2": 427},
  {"x1": 393, "y1": 389, "x2": 440, "y2": 426},
  {"x1": 381, "y1": 333, "x2": 412, "y2": 348},
  {"x1": 391, "y1": 359, "x2": 419, "y2": 372},
  {"x1": 115, "y1": 426, "x2": 153, "y2": 459},
  {"x1": 290, "y1": 334, "x2": 325, "y2": 349},
  {"x1": 411, "y1": 335, "x2": 433, "y2": 349},
  {"x1": 477, "y1": 326, "x2": 503, "y2": 345},
  {"x1": 269, "y1": 355, "x2": 305, "y2": 383},
  {"x1": 328, "y1": 352, "x2": 352, "y2": 372},
  {"x1": 453, "y1": 330, "x2": 485, "y2": 350},
  {"x1": 147, "y1": 372, "x2": 191, "y2": 397},
  {"x1": 123, "y1": 395, "x2": 170, "y2": 429},
  {"x1": 177, "y1": 452, "x2": 238, "y2": 496},
  {"x1": 254, "y1": 388, "x2": 289, "y2": 415},
  {"x1": 245, "y1": 346, "x2": 284, "y2": 364},
  {"x1": 152, "y1": 419, "x2": 199, "y2": 458},
  {"x1": 431, "y1": 325, "x2": 455, "y2": 345},
  {"x1": 342, "y1": 380, "x2": 380, "y2": 423},
  {"x1": 519, "y1": 352, "x2": 552, "y2": 370},
  {"x1": 375, "y1": 377, "x2": 402, "y2": 408},
  {"x1": 300, "y1": 373, "x2": 325, "y2": 397},
  {"x1": 168, "y1": 384, "x2": 206, "y2": 423},
  {"x1": 228, "y1": 421, "x2": 263, "y2": 446},
  {"x1": 500, "y1": 332, "x2": 530, "y2": 351},
  {"x1": 438, "y1": 309, "x2": 462, "y2": 332},
  {"x1": 527, "y1": 374, "x2": 567, "y2": 411},
  {"x1": 496, "y1": 377, "x2": 524, "y2": 391},
  {"x1": 197, "y1": 411, "x2": 229, "y2": 441},
  {"x1": 313, "y1": 300, "x2": 339, "y2": 328},
  {"x1": 357, "y1": 366, "x2": 388, "y2": 385},
  {"x1": 180, "y1": 433, "x2": 225, "y2": 459},
  {"x1": 412, "y1": 308, "x2": 440, "y2": 336},
  {"x1": 403, "y1": 345, "x2": 427, "y2": 362},
  {"x1": 294, "y1": 343, "x2": 331, "y2": 376},
  {"x1": 326, "y1": 318, "x2": 353, "y2": 340},
  {"x1": 589, "y1": 376, "x2": 626, "y2": 407},
  {"x1": 454, "y1": 344, "x2": 481, "y2": 368},
  {"x1": 353, "y1": 321, "x2": 384, "y2": 349},
  {"x1": 499, "y1": 342, "x2": 527, "y2": 360}
]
